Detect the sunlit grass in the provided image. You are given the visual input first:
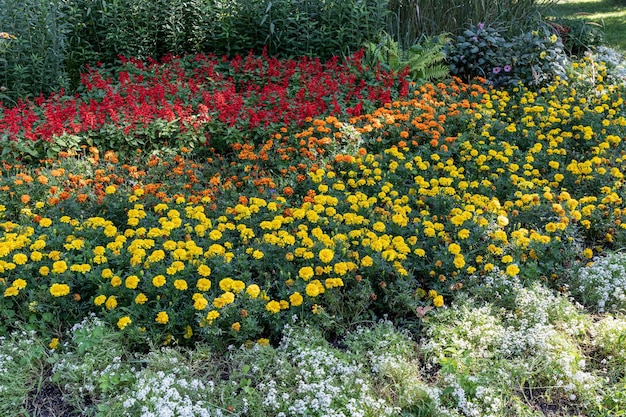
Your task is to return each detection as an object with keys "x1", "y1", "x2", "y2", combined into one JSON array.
[{"x1": 551, "y1": 0, "x2": 626, "y2": 51}]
